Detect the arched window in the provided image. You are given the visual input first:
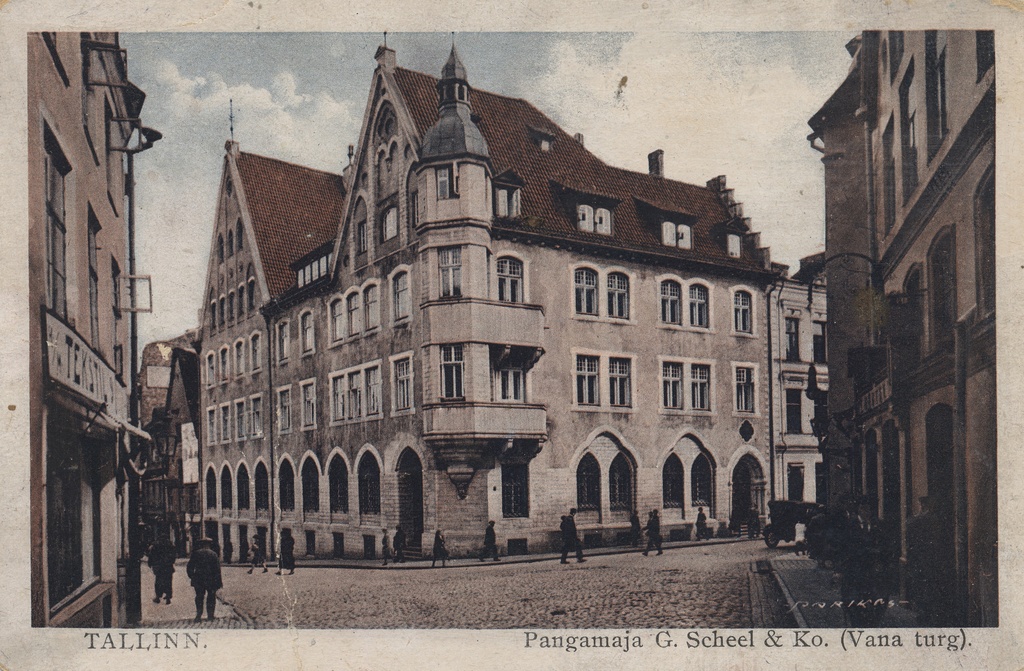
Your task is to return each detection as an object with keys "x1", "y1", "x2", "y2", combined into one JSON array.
[
  {"x1": 300, "y1": 311, "x2": 315, "y2": 353},
  {"x1": 217, "y1": 234, "x2": 224, "y2": 263},
  {"x1": 206, "y1": 353, "x2": 215, "y2": 386},
  {"x1": 574, "y1": 268, "x2": 598, "y2": 315},
  {"x1": 576, "y1": 454, "x2": 600, "y2": 511},
  {"x1": 974, "y1": 171, "x2": 995, "y2": 315},
  {"x1": 218, "y1": 296, "x2": 226, "y2": 326},
  {"x1": 329, "y1": 456, "x2": 348, "y2": 513},
  {"x1": 238, "y1": 285, "x2": 246, "y2": 316},
  {"x1": 247, "y1": 277, "x2": 256, "y2": 311},
  {"x1": 250, "y1": 333, "x2": 261, "y2": 371},
  {"x1": 689, "y1": 284, "x2": 709, "y2": 328},
  {"x1": 392, "y1": 272, "x2": 410, "y2": 321},
  {"x1": 497, "y1": 257, "x2": 523, "y2": 303},
  {"x1": 691, "y1": 452, "x2": 714, "y2": 515},
  {"x1": 208, "y1": 291, "x2": 216, "y2": 331},
  {"x1": 221, "y1": 466, "x2": 233, "y2": 510},
  {"x1": 237, "y1": 464, "x2": 250, "y2": 510},
  {"x1": 236, "y1": 220, "x2": 244, "y2": 251},
  {"x1": 279, "y1": 461, "x2": 295, "y2": 512},
  {"x1": 226, "y1": 230, "x2": 234, "y2": 258},
  {"x1": 330, "y1": 299, "x2": 345, "y2": 342},
  {"x1": 358, "y1": 454, "x2": 381, "y2": 515},
  {"x1": 607, "y1": 272, "x2": 629, "y2": 319},
  {"x1": 663, "y1": 454, "x2": 684, "y2": 510},
  {"x1": 660, "y1": 280, "x2": 682, "y2": 324},
  {"x1": 254, "y1": 463, "x2": 269, "y2": 511},
  {"x1": 364, "y1": 285, "x2": 380, "y2": 329},
  {"x1": 928, "y1": 231, "x2": 955, "y2": 351},
  {"x1": 205, "y1": 468, "x2": 217, "y2": 509},
  {"x1": 347, "y1": 292, "x2": 362, "y2": 335},
  {"x1": 302, "y1": 458, "x2": 320, "y2": 513},
  {"x1": 381, "y1": 206, "x2": 398, "y2": 241},
  {"x1": 577, "y1": 204, "x2": 594, "y2": 233},
  {"x1": 733, "y1": 291, "x2": 752, "y2": 333},
  {"x1": 608, "y1": 453, "x2": 633, "y2": 511},
  {"x1": 227, "y1": 292, "x2": 235, "y2": 322}
]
